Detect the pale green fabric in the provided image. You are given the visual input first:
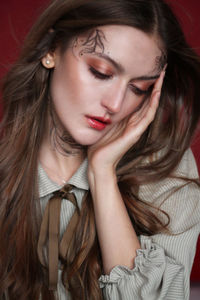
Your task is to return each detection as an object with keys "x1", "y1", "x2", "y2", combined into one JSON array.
[{"x1": 38, "y1": 149, "x2": 200, "y2": 300}]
